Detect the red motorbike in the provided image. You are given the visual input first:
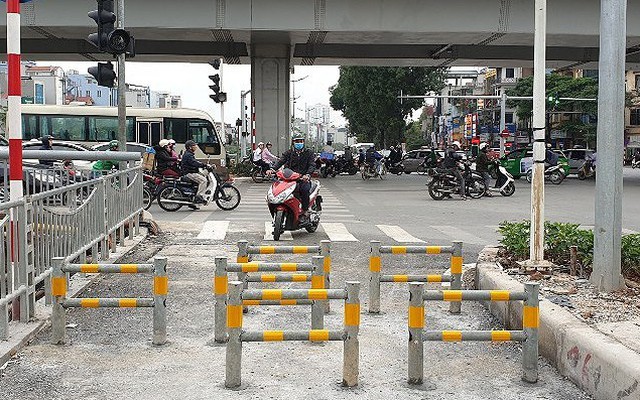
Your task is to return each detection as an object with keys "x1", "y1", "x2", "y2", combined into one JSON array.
[{"x1": 266, "y1": 168, "x2": 322, "y2": 240}]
